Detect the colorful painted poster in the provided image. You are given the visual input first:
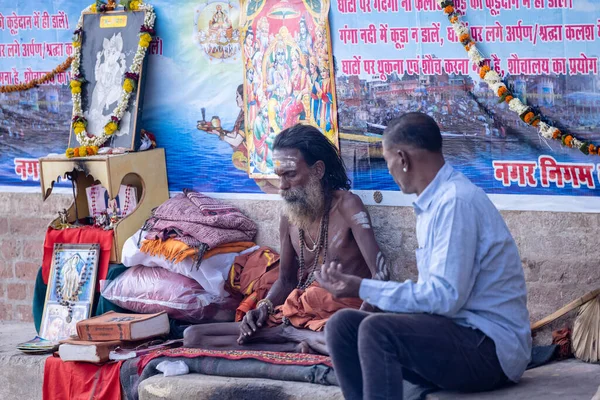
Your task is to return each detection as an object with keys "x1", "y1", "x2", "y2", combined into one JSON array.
[{"x1": 240, "y1": 0, "x2": 339, "y2": 178}]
